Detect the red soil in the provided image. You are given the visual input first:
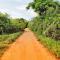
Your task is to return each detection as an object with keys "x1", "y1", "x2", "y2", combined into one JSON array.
[{"x1": 1, "y1": 28, "x2": 60, "y2": 60}]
